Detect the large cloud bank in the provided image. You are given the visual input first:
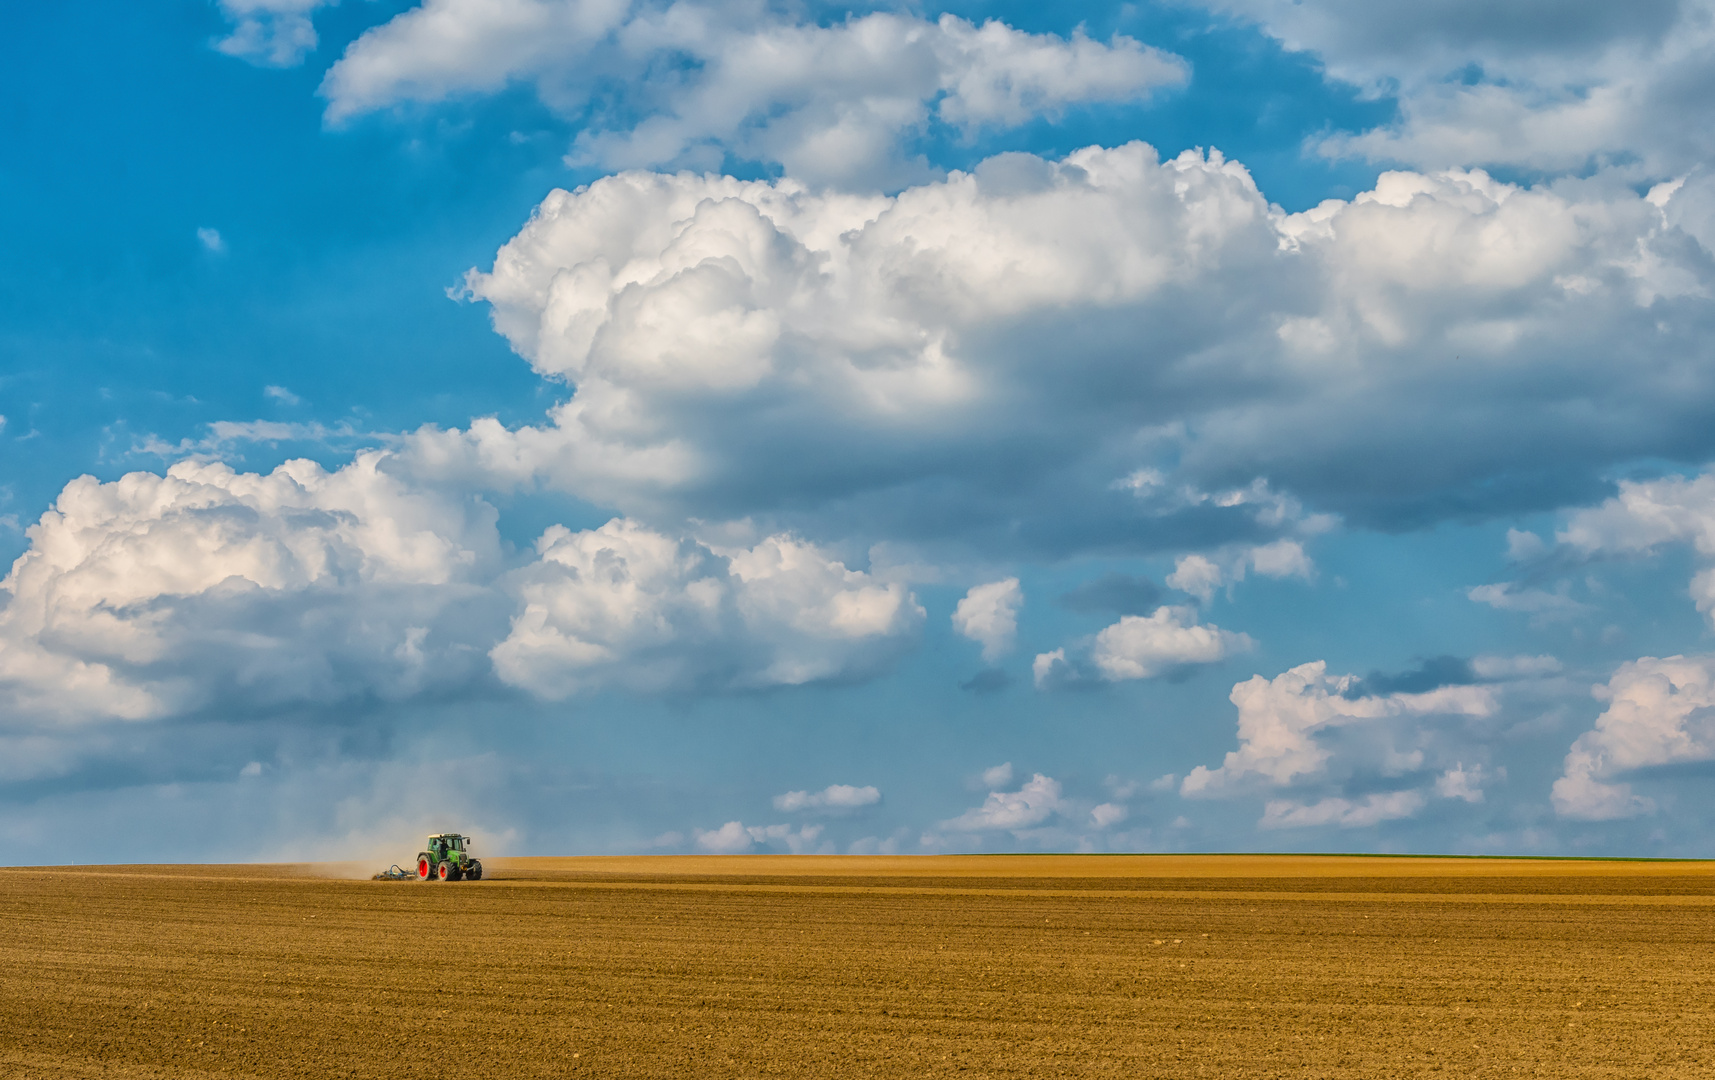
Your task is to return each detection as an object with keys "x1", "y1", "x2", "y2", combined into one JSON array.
[
  {"x1": 402, "y1": 148, "x2": 1715, "y2": 543},
  {"x1": 0, "y1": 456, "x2": 921, "y2": 730}
]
